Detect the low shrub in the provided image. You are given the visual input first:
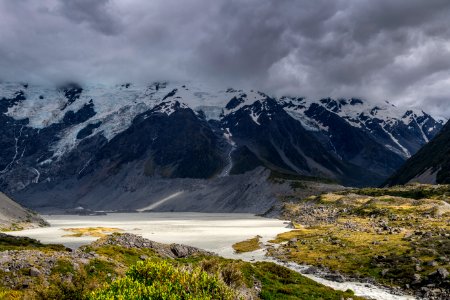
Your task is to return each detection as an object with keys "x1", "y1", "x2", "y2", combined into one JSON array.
[{"x1": 90, "y1": 260, "x2": 237, "y2": 299}]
